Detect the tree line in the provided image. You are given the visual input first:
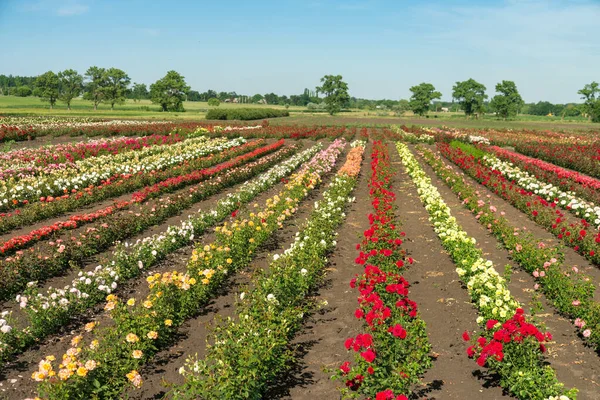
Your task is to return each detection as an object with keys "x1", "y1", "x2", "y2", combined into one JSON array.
[{"x1": 1, "y1": 70, "x2": 599, "y2": 121}]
